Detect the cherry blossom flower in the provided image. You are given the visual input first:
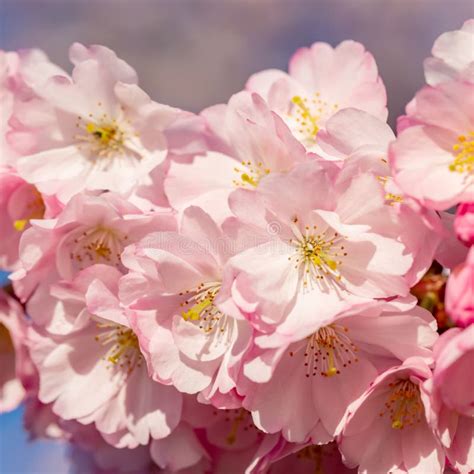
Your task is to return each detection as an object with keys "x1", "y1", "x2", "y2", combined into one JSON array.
[
  {"x1": 15, "y1": 43, "x2": 183, "y2": 203},
  {"x1": 27, "y1": 264, "x2": 183, "y2": 448},
  {"x1": 165, "y1": 91, "x2": 306, "y2": 224},
  {"x1": 239, "y1": 299, "x2": 437, "y2": 443},
  {"x1": 0, "y1": 166, "x2": 61, "y2": 271},
  {"x1": 221, "y1": 161, "x2": 414, "y2": 335},
  {"x1": 424, "y1": 19, "x2": 474, "y2": 86},
  {"x1": 246, "y1": 40, "x2": 387, "y2": 153},
  {"x1": 119, "y1": 206, "x2": 253, "y2": 405},
  {"x1": 338, "y1": 358, "x2": 445, "y2": 474},
  {"x1": 390, "y1": 80, "x2": 474, "y2": 210},
  {"x1": 317, "y1": 107, "x2": 442, "y2": 285},
  {"x1": 1, "y1": 49, "x2": 68, "y2": 164},
  {"x1": 425, "y1": 327, "x2": 474, "y2": 474},
  {"x1": 10, "y1": 191, "x2": 175, "y2": 301}
]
